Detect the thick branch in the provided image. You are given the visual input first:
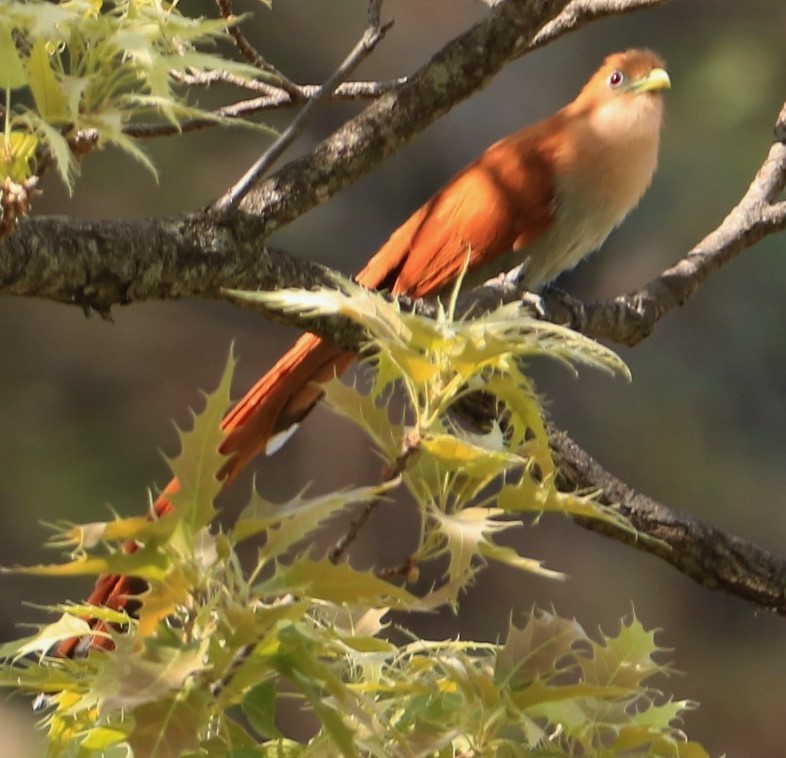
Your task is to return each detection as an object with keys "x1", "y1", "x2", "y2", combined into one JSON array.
[
  {"x1": 2, "y1": 0, "x2": 672, "y2": 311},
  {"x1": 550, "y1": 427, "x2": 786, "y2": 614},
  {"x1": 449, "y1": 391, "x2": 786, "y2": 614},
  {"x1": 235, "y1": 0, "x2": 617, "y2": 228},
  {"x1": 0, "y1": 214, "x2": 331, "y2": 315},
  {"x1": 1, "y1": 111, "x2": 783, "y2": 324},
  {"x1": 447, "y1": 106, "x2": 786, "y2": 347}
]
